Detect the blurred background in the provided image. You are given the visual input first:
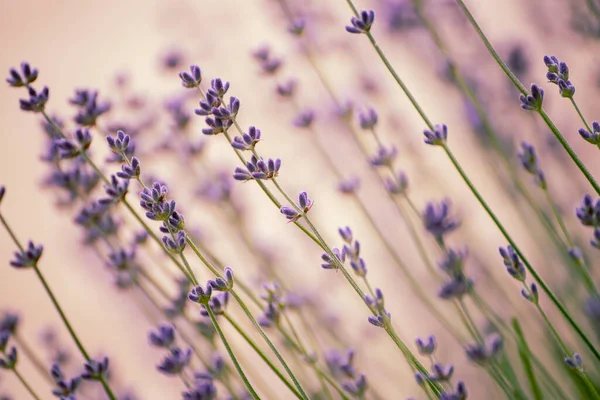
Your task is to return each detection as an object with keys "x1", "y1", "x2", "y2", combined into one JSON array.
[{"x1": 1, "y1": 0, "x2": 600, "y2": 398}]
